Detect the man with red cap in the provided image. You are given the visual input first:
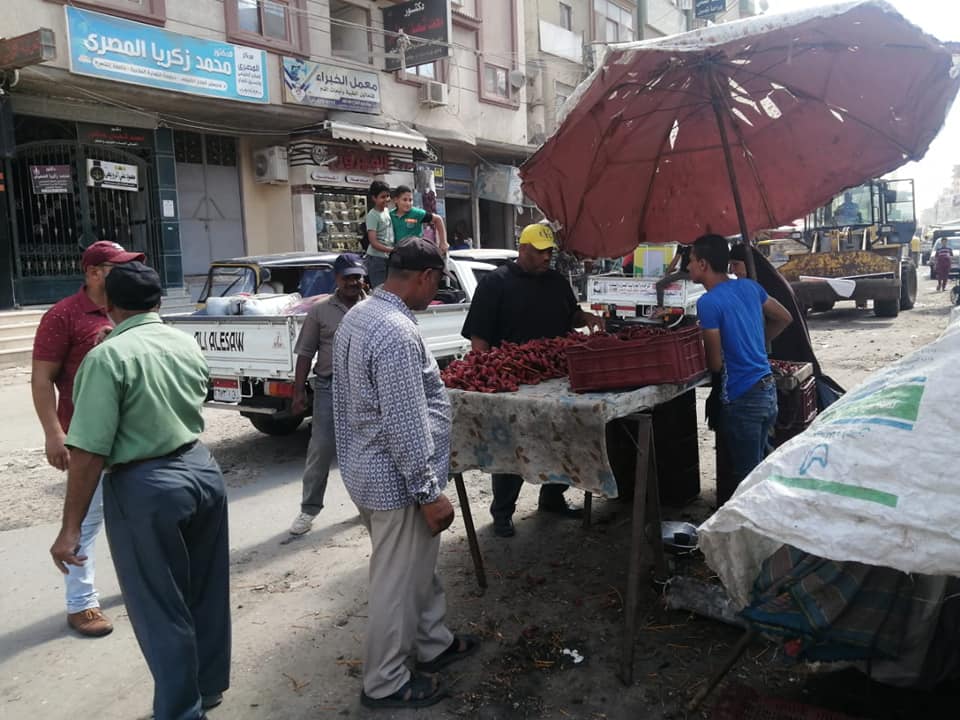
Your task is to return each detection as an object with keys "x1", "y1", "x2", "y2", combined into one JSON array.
[{"x1": 31, "y1": 240, "x2": 144, "y2": 637}]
